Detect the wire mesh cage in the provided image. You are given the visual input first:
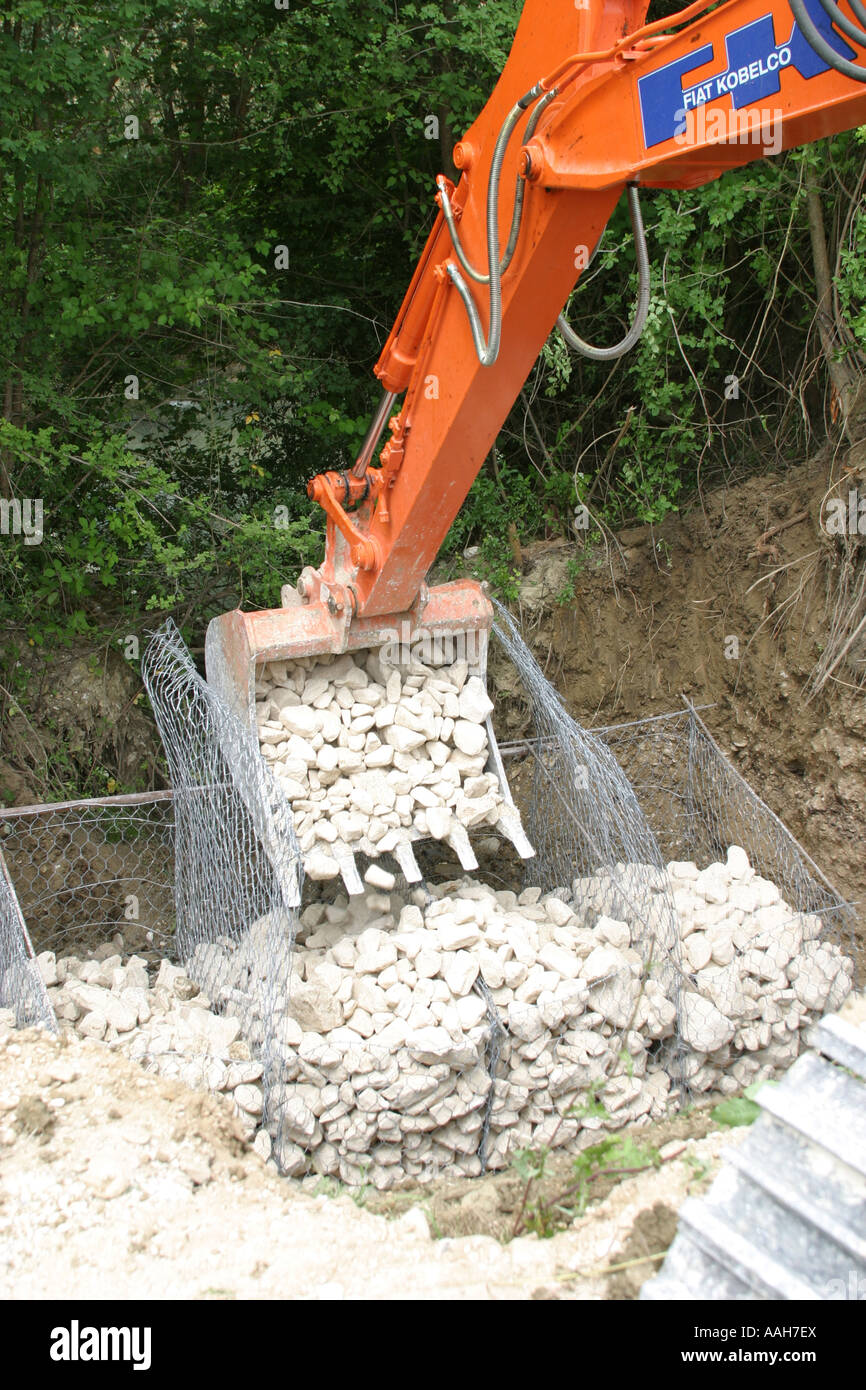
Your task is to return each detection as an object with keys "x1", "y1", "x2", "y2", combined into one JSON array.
[
  {"x1": 0, "y1": 794, "x2": 175, "y2": 959},
  {"x1": 140, "y1": 618, "x2": 304, "y2": 1147},
  {"x1": 598, "y1": 705, "x2": 856, "y2": 946},
  {"x1": 0, "y1": 613, "x2": 858, "y2": 1185},
  {"x1": 0, "y1": 847, "x2": 55, "y2": 1030}
]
